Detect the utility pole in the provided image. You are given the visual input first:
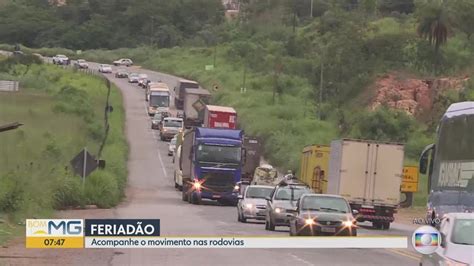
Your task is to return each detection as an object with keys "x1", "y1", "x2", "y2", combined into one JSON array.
[
  {"x1": 310, "y1": 0, "x2": 313, "y2": 18},
  {"x1": 319, "y1": 59, "x2": 324, "y2": 120},
  {"x1": 292, "y1": 0, "x2": 297, "y2": 33},
  {"x1": 150, "y1": 16, "x2": 154, "y2": 47},
  {"x1": 213, "y1": 46, "x2": 217, "y2": 67}
]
